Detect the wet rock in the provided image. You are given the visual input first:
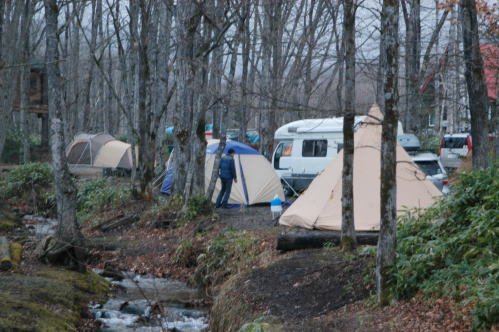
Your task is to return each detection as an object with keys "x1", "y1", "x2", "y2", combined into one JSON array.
[{"x1": 100, "y1": 267, "x2": 125, "y2": 281}]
